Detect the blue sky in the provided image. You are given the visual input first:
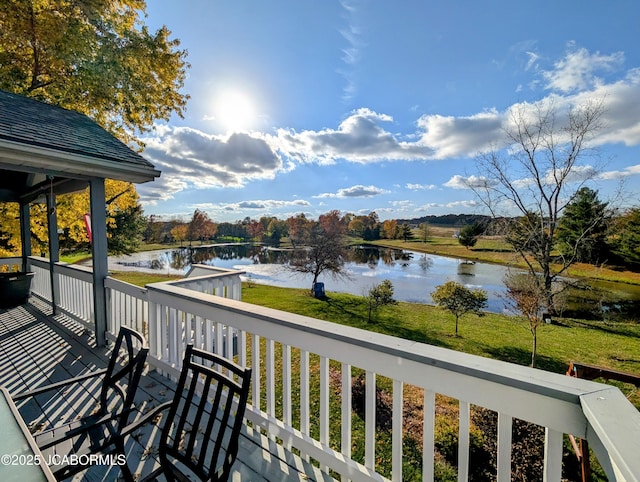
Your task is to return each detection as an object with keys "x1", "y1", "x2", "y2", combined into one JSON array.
[{"x1": 138, "y1": 1, "x2": 640, "y2": 222}]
